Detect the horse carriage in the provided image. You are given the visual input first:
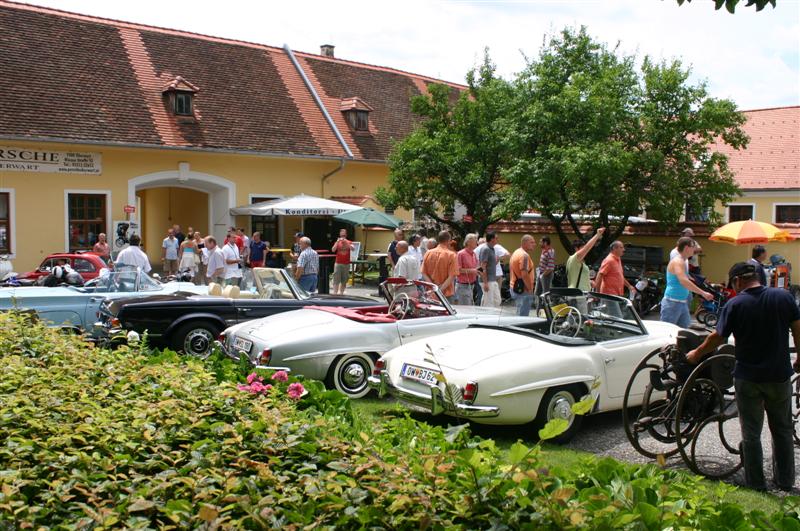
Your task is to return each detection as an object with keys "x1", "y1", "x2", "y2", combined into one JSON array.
[{"x1": 622, "y1": 328, "x2": 800, "y2": 479}]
